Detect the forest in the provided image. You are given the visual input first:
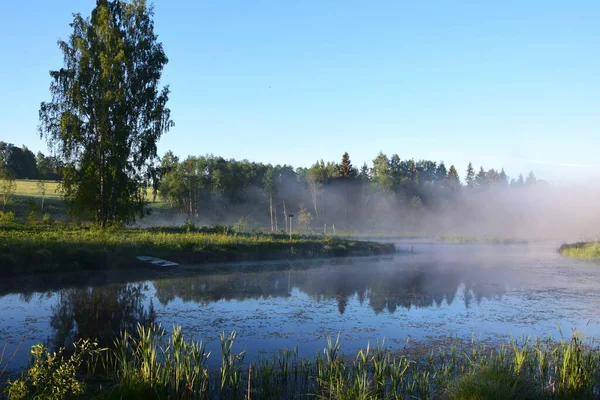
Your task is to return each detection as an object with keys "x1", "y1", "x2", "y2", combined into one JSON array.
[
  {"x1": 156, "y1": 150, "x2": 540, "y2": 234},
  {"x1": 1, "y1": 139, "x2": 544, "y2": 234}
]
